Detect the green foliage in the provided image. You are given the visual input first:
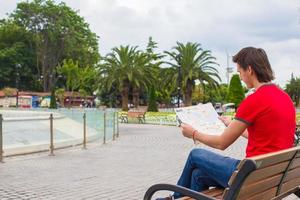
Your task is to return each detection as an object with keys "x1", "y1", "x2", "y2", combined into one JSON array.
[
  {"x1": 192, "y1": 84, "x2": 204, "y2": 104},
  {"x1": 164, "y1": 42, "x2": 220, "y2": 106},
  {"x1": 2, "y1": 87, "x2": 17, "y2": 96},
  {"x1": 57, "y1": 59, "x2": 80, "y2": 92},
  {"x1": 50, "y1": 88, "x2": 57, "y2": 109},
  {"x1": 98, "y1": 45, "x2": 157, "y2": 111},
  {"x1": 55, "y1": 88, "x2": 65, "y2": 107},
  {"x1": 79, "y1": 66, "x2": 97, "y2": 94},
  {"x1": 226, "y1": 74, "x2": 245, "y2": 107},
  {"x1": 0, "y1": 20, "x2": 38, "y2": 90},
  {"x1": 212, "y1": 83, "x2": 229, "y2": 103},
  {"x1": 146, "y1": 36, "x2": 164, "y2": 62},
  {"x1": 285, "y1": 74, "x2": 300, "y2": 107},
  {"x1": 148, "y1": 87, "x2": 158, "y2": 112},
  {"x1": 192, "y1": 83, "x2": 229, "y2": 104},
  {"x1": 4, "y1": 0, "x2": 99, "y2": 91}
]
